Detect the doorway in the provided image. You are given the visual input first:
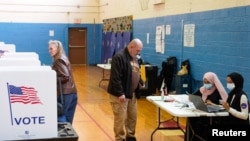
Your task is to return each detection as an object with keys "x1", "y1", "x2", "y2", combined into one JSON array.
[{"x1": 68, "y1": 28, "x2": 87, "y2": 65}]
